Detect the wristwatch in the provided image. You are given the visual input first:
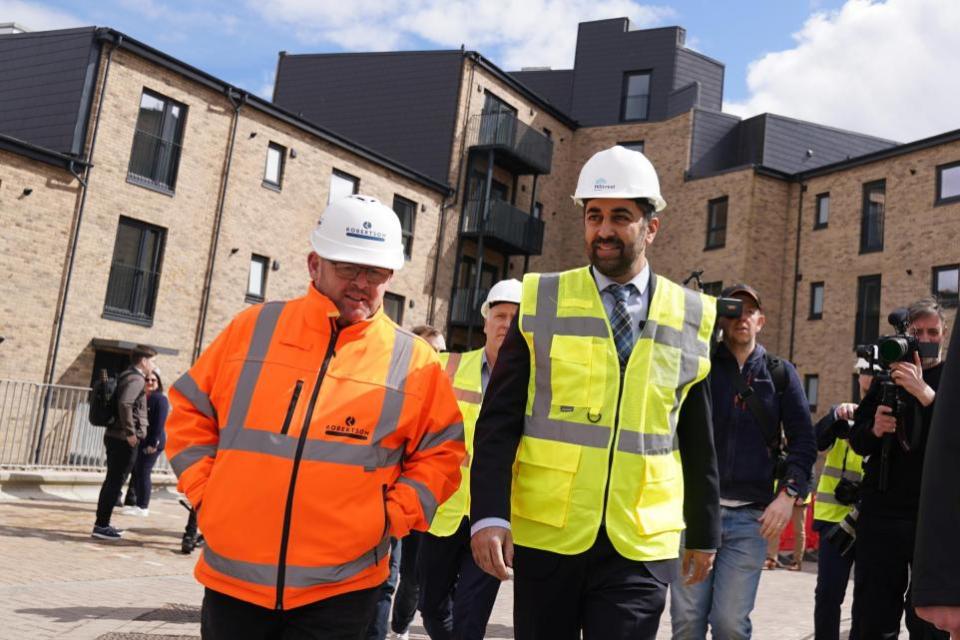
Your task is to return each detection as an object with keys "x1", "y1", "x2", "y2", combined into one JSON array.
[{"x1": 782, "y1": 483, "x2": 800, "y2": 500}]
